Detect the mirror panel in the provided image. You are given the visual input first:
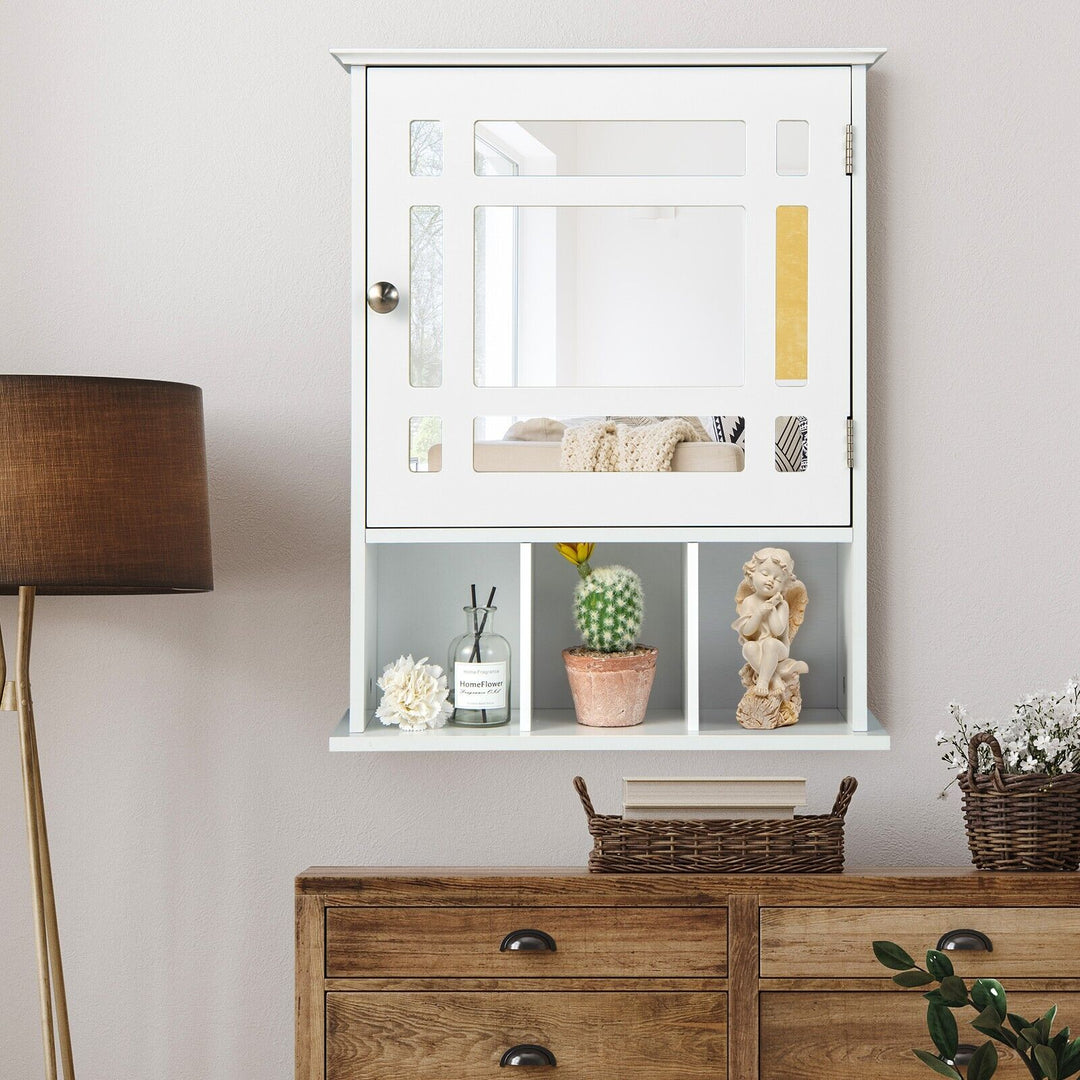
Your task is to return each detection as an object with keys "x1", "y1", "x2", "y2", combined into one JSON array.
[
  {"x1": 471, "y1": 416, "x2": 745, "y2": 473},
  {"x1": 775, "y1": 205, "x2": 808, "y2": 386},
  {"x1": 775, "y1": 416, "x2": 808, "y2": 472},
  {"x1": 410, "y1": 120, "x2": 443, "y2": 177},
  {"x1": 410, "y1": 205, "x2": 443, "y2": 387},
  {"x1": 410, "y1": 417, "x2": 442, "y2": 473},
  {"x1": 776, "y1": 120, "x2": 810, "y2": 176},
  {"x1": 475, "y1": 120, "x2": 746, "y2": 176},
  {"x1": 474, "y1": 206, "x2": 745, "y2": 388}
]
